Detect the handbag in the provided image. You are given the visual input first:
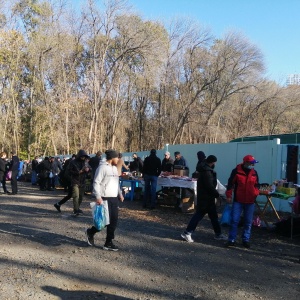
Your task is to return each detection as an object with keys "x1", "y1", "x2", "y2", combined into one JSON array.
[
  {"x1": 220, "y1": 203, "x2": 232, "y2": 226},
  {"x1": 5, "y1": 171, "x2": 12, "y2": 181},
  {"x1": 216, "y1": 179, "x2": 226, "y2": 196}
]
